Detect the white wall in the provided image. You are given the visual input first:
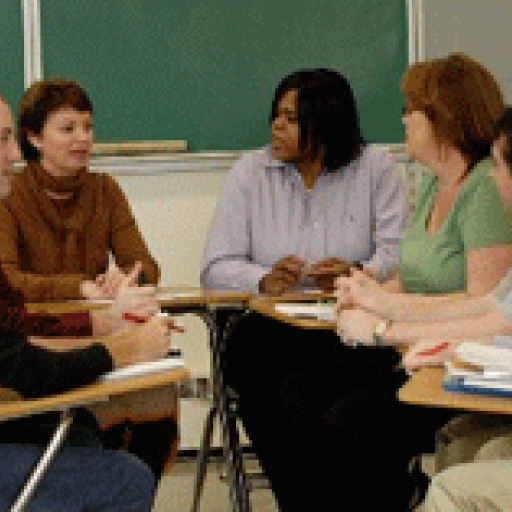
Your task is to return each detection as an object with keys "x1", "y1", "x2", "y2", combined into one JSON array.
[{"x1": 423, "y1": 0, "x2": 512, "y2": 102}]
